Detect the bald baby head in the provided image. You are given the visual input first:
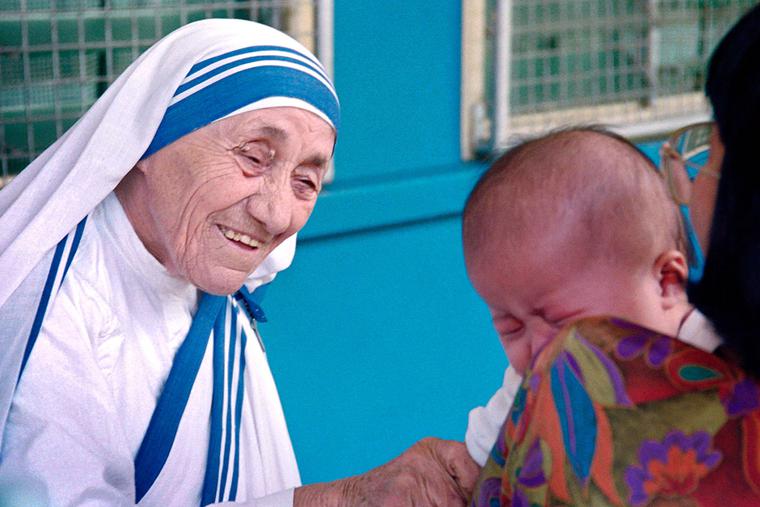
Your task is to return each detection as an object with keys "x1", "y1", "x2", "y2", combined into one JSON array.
[
  {"x1": 463, "y1": 127, "x2": 684, "y2": 273},
  {"x1": 462, "y1": 127, "x2": 691, "y2": 374}
]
